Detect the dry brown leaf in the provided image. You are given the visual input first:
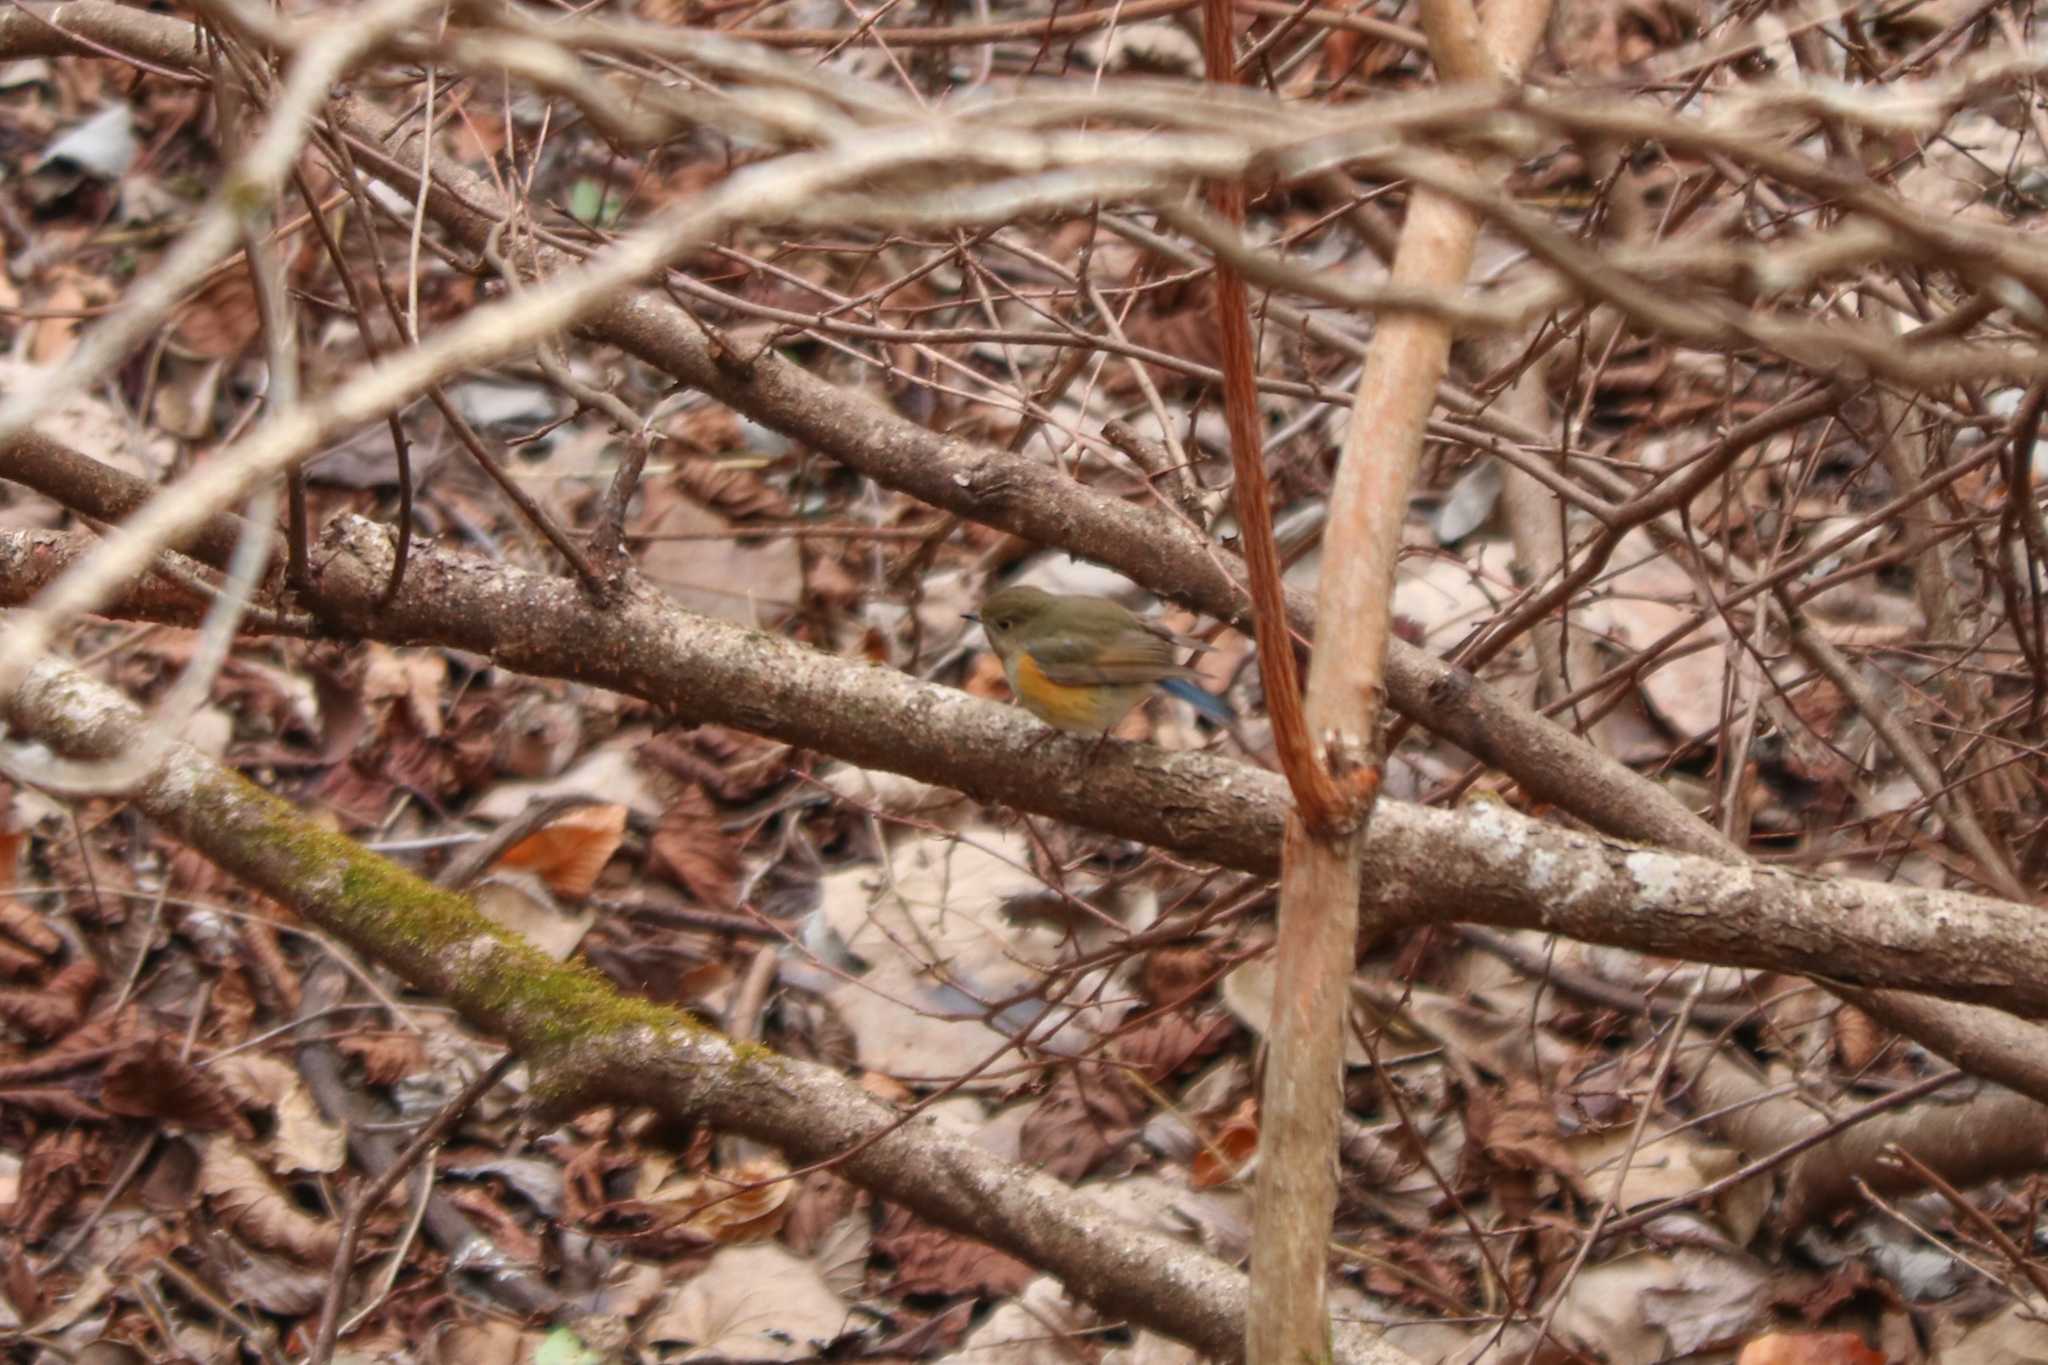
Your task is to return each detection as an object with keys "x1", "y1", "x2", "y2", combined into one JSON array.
[
  {"x1": 0, "y1": 959, "x2": 101, "y2": 1040},
  {"x1": 9, "y1": 1129, "x2": 96, "y2": 1240},
  {"x1": 1834, "y1": 1004, "x2": 1885, "y2": 1074},
  {"x1": 1737, "y1": 1333, "x2": 1887, "y2": 1365},
  {"x1": 101, "y1": 1036, "x2": 251, "y2": 1136},
  {"x1": 336, "y1": 1030, "x2": 429, "y2": 1086},
  {"x1": 642, "y1": 1242, "x2": 851, "y2": 1357},
  {"x1": 472, "y1": 873, "x2": 596, "y2": 961},
  {"x1": 236, "y1": 910, "x2": 302, "y2": 1015},
  {"x1": 672, "y1": 459, "x2": 792, "y2": 520},
  {"x1": 0, "y1": 937, "x2": 45, "y2": 978},
  {"x1": 0, "y1": 892, "x2": 58, "y2": 957},
  {"x1": 875, "y1": 1202, "x2": 1037, "y2": 1299},
  {"x1": 677, "y1": 1157, "x2": 794, "y2": 1244},
  {"x1": 200, "y1": 1137, "x2": 340, "y2": 1261},
  {"x1": 782, "y1": 1169, "x2": 866, "y2": 1257},
  {"x1": 493, "y1": 694, "x2": 584, "y2": 780},
  {"x1": 0, "y1": 1086, "x2": 111, "y2": 1123},
  {"x1": 1138, "y1": 944, "x2": 1221, "y2": 1007},
  {"x1": 2, "y1": 1240, "x2": 46, "y2": 1325},
  {"x1": 1113, "y1": 1008, "x2": 1234, "y2": 1083},
  {"x1": 1467, "y1": 1076, "x2": 1585, "y2": 1198},
  {"x1": 212, "y1": 965, "x2": 260, "y2": 1047},
  {"x1": 211, "y1": 1053, "x2": 346, "y2": 1174},
  {"x1": 360, "y1": 643, "x2": 446, "y2": 739},
  {"x1": 1191, "y1": 1097, "x2": 1259, "y2": 1189},
  {"x1": 648, "y1": 785, "x2": 741, "y2": 908},
  {"x1": 434, "y1": 1320, "x2": 527, "y2": 1365},
  {"x1": 963, "y1": 649, "x2": 1011, "y2": 702},
  {"x1": 171, "y1": 271, "x2": 261, "y2": 359},
  {"x1": 495, "y1": 803, "x2": 628, "y2": 900},
  {"x1": 1018, "y1": 1068, "x2": 1145, "y2": 1181}
]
